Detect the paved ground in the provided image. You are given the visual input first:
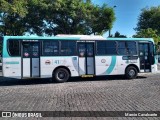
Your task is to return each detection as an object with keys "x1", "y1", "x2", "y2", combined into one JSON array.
[{"x1": 0, "y1": 72, "x2": 160, "y2": 120}]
